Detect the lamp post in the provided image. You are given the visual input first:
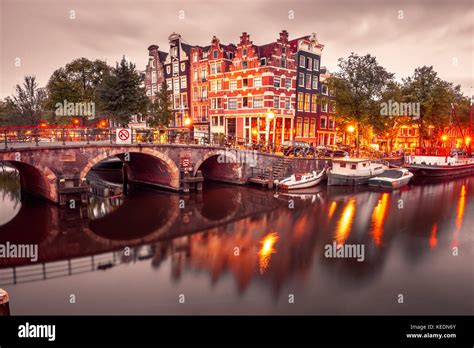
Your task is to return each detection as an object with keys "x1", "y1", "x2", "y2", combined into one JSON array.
[{"x1": 266, "y1": 111, "x2": 275, "y2": 152}]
